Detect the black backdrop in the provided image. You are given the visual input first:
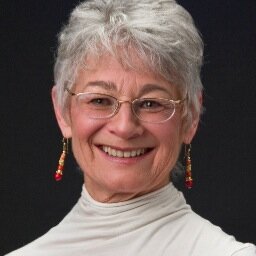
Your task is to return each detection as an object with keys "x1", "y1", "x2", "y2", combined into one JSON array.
[{"x1": 1, "y1": 0, "x2": 256, "y2": 255}]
